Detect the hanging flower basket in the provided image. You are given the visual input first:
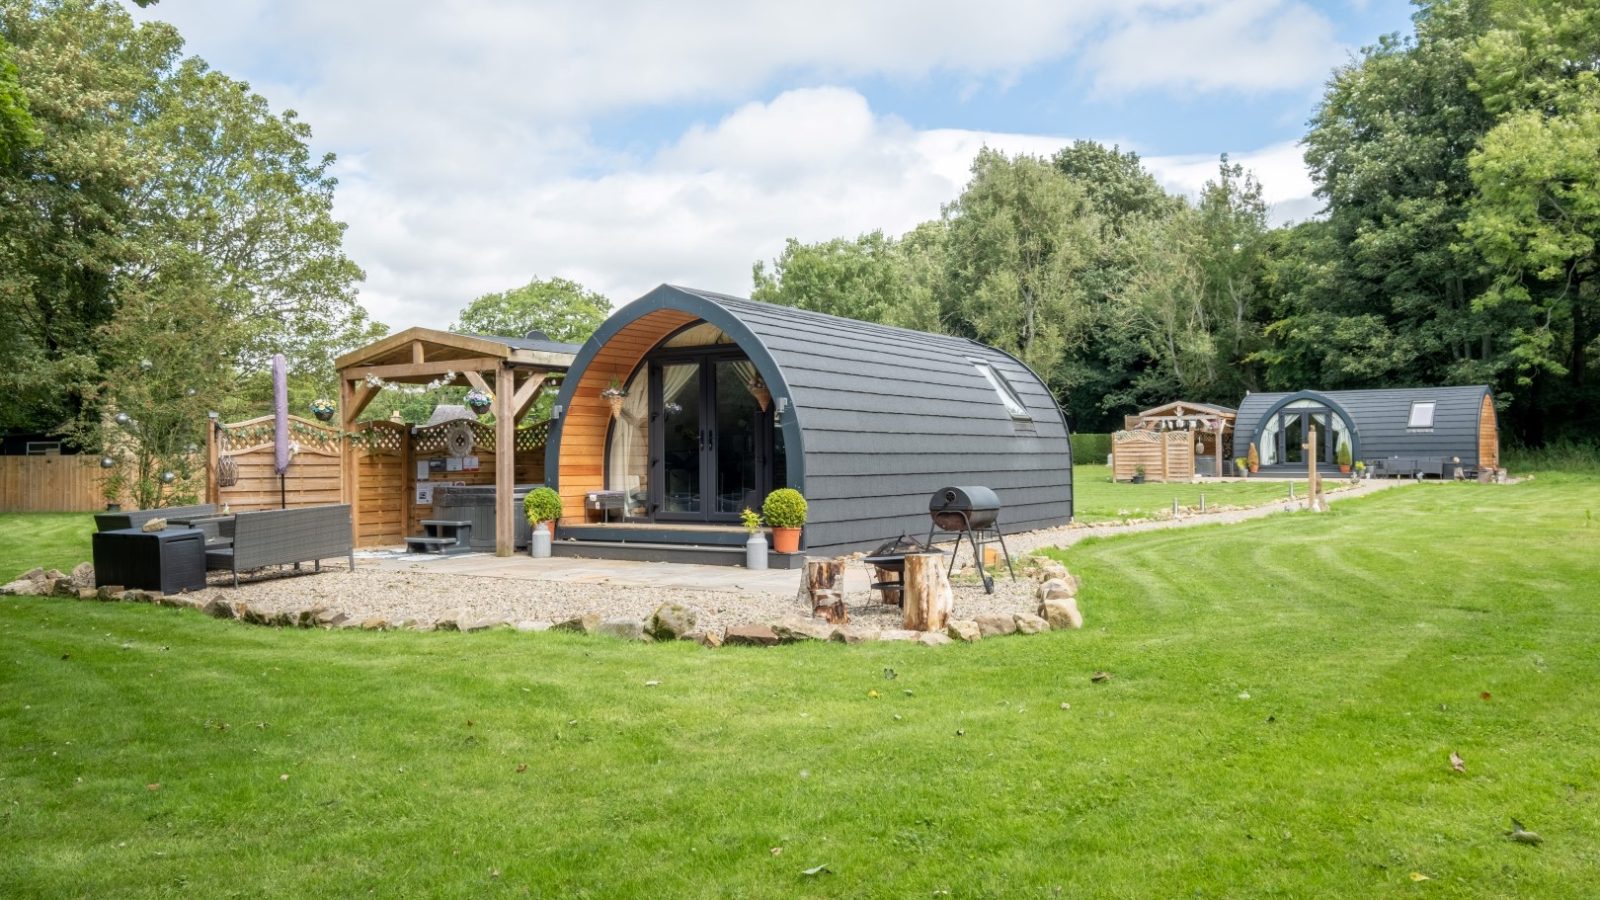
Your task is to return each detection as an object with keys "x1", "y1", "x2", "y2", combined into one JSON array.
[
  {"x1": 309, "y1": 398, "x2": 337, "y2": 422},
  {"x1": 464, "y1": 389, "x2": 494, "y2": 415},
  {"x1": 601, "y1": 387, "x2": 627, "y2": 419},
  {"x1": 748, "y1": 376, "x2": 771, "y2": 412}
]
